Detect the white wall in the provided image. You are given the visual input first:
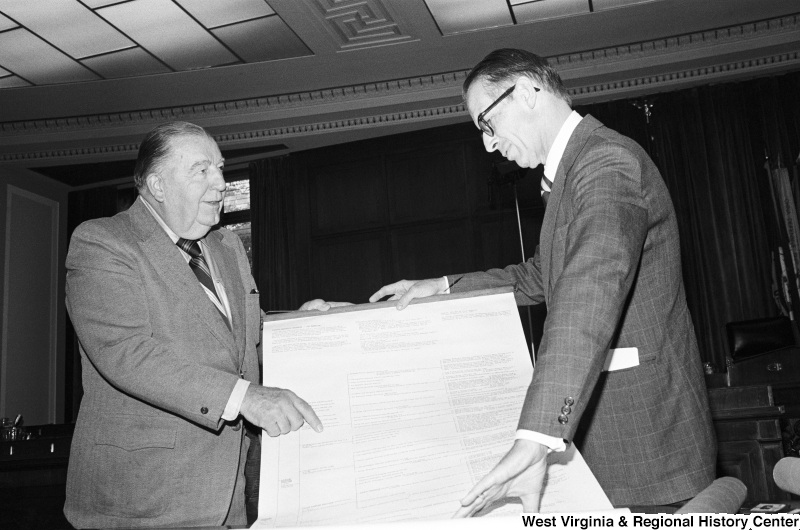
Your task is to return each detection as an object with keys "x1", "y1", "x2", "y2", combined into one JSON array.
[{"x1": 0, "y1": 166, "x2": 69, "y2": 425}]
